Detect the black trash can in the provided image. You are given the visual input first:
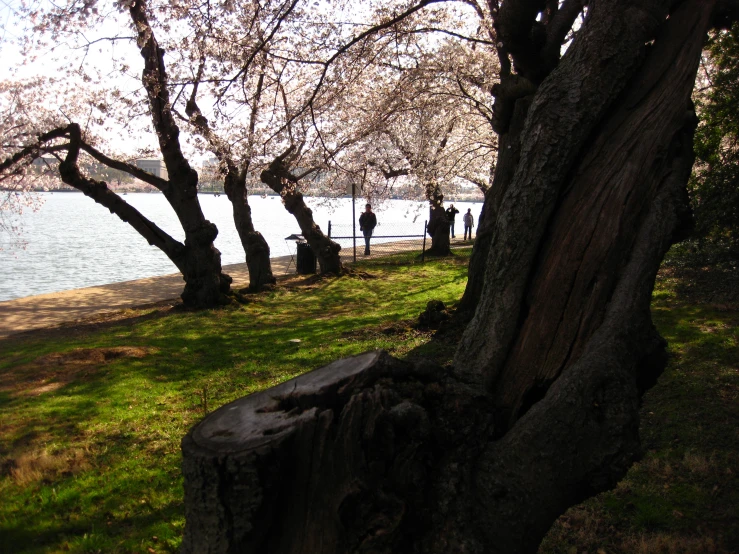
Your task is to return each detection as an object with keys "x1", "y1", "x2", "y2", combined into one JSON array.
[{"x1": 296, "y1": 241, "x2": 317, "y2": 274}]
